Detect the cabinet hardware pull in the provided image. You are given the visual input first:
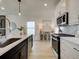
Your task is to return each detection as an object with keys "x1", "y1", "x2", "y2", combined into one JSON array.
[{"x1": 73, "y1": 48, "x2": 79, "y2": 52}]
